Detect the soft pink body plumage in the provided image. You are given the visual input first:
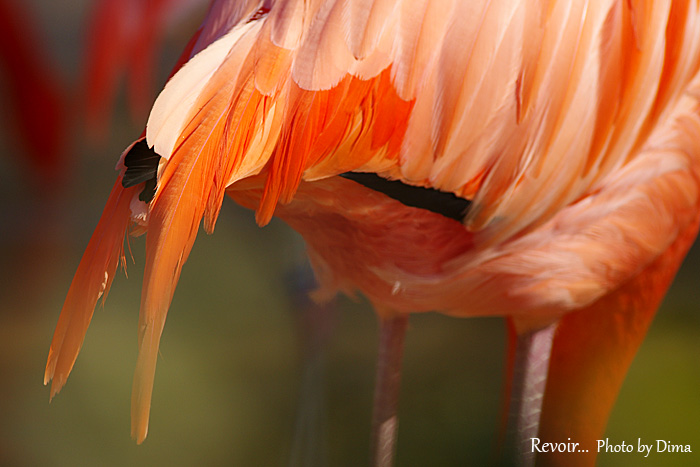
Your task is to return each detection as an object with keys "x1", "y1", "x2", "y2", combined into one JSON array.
[{"x1": 46, "y1": 1, "x2": 700, "y2": 465}]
